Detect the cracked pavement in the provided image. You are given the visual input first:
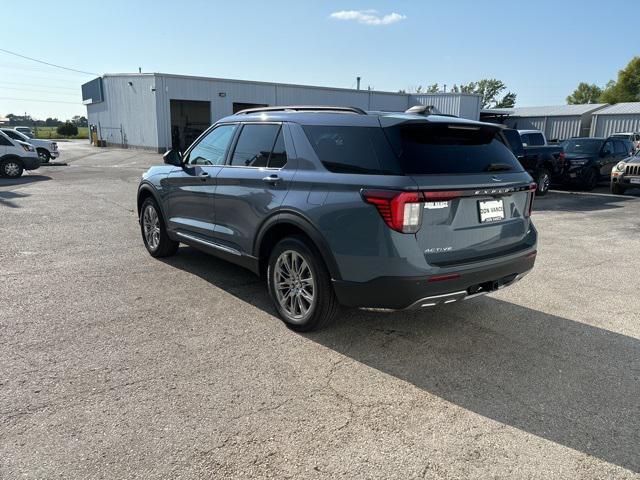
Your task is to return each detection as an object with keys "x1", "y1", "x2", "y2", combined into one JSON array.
[{"x1": 1, "y1": 141, "x2": 639, "y2": 479}]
